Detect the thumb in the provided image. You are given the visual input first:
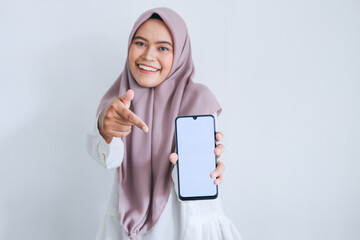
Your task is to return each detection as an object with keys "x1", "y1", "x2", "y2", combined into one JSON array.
[{"x1": 120, "y1": 89, "x2": 134, "y2": 108}]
